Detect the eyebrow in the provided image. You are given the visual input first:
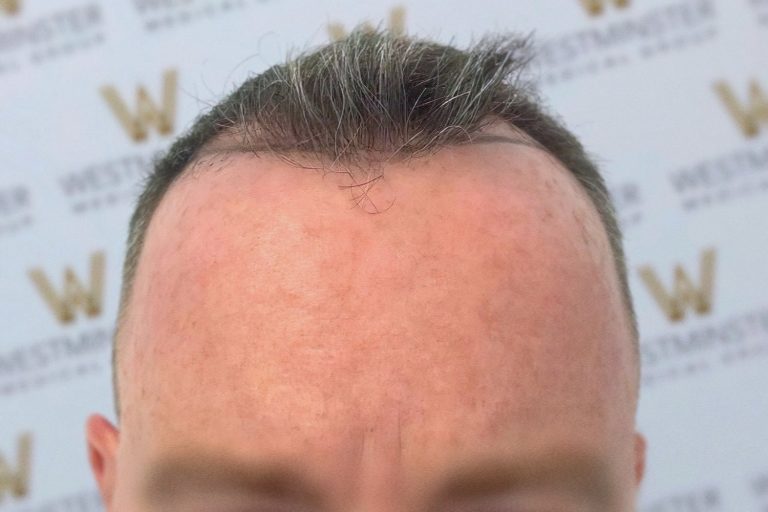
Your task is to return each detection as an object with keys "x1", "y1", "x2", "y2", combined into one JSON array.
[
  {"x1": 144, "y1": 456, "x2": 324, "y2": 506},
  {"x1": 145, "y1": 449, "x2": 615, "y2": 508},
  {"x1": 430, "y1": 450, "x2": 616, "y2": 508}
]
